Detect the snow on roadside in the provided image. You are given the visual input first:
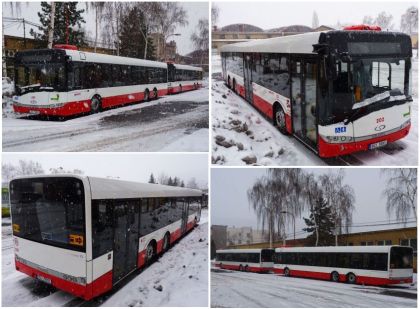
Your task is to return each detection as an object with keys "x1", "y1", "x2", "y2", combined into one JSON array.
[
  {"x1": 103, "y1": 214, "x2": 208, "y2": 307},
  {"x1": 160, "y1": 129, "x2": 209, "y2": 152},
  {"x1": 211, "y1": 81, "x2": 323, "y2": 166}
]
